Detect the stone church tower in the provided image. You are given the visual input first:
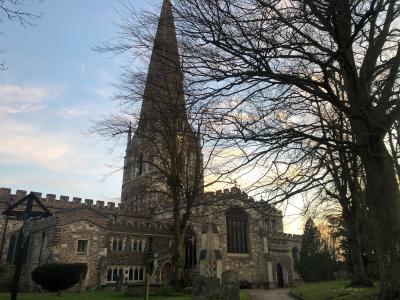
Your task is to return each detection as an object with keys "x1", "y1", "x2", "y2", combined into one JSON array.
[{"x1": 121, "y1": 0, "x2": 203, "y2": 210}]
